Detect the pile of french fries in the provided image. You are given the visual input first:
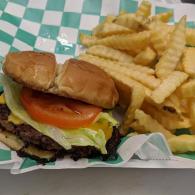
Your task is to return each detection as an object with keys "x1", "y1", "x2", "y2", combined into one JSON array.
[{"x1": 79, "y1": 0, "x2": 195, "y2": 154}]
